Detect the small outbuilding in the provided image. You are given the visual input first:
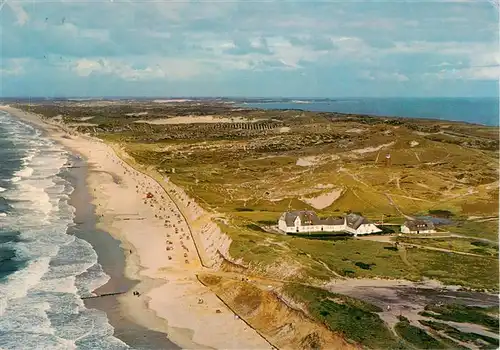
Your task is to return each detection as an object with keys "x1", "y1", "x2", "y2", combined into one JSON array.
[{"x1": 400, "y1": 219, "x2": 436, "y2": 234}]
